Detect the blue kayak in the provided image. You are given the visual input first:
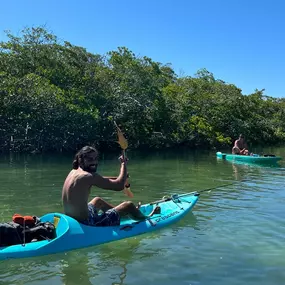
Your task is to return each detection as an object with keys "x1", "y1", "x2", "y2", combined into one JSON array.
[
  {"x1": 0, "y1": 192, "x2": 199, "y2": 260},
  {"x1": 216, "y1": 151, "x2": 282, "y2": 165}
]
